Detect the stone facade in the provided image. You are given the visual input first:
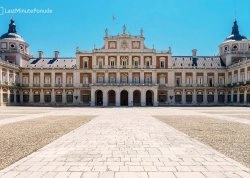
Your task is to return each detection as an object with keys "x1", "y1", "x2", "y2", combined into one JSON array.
[{"x1": 1, "y1": 20, "x2": 250, "y2": 106}]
